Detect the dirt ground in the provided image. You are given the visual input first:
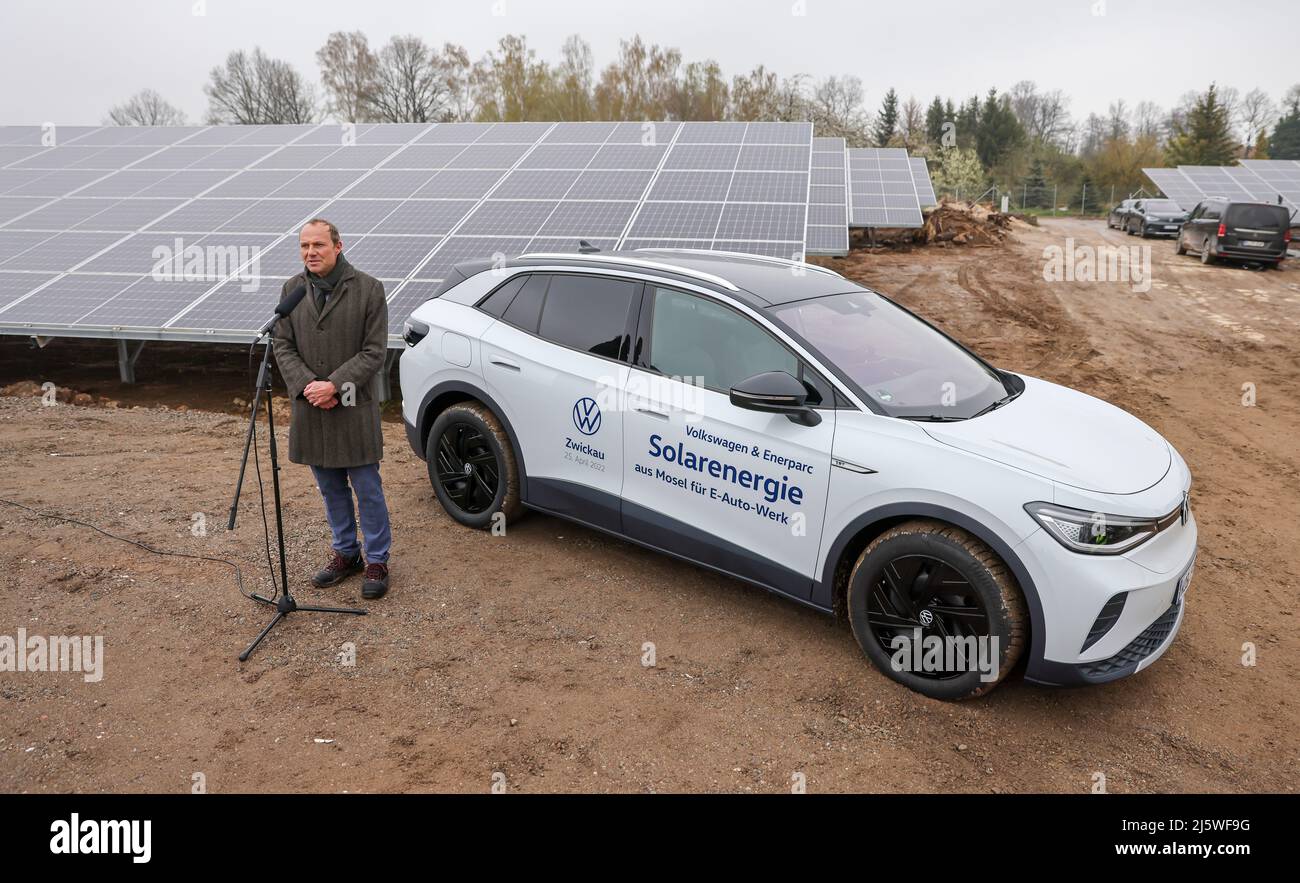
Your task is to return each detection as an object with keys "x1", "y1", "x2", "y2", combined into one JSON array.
[{"x1": 1, "y1": 217, "x2": 1297, "y2": 793}]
